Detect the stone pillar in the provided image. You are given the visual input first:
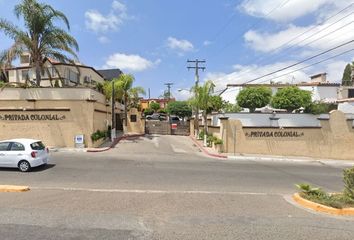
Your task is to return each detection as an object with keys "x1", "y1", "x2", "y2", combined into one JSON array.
[
  {"x1": 269, "y1": 112, "x2": 279, "y2": 128},
  {"x1": 219, "y1": 117, "x2": 229, "y2": 153}
]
